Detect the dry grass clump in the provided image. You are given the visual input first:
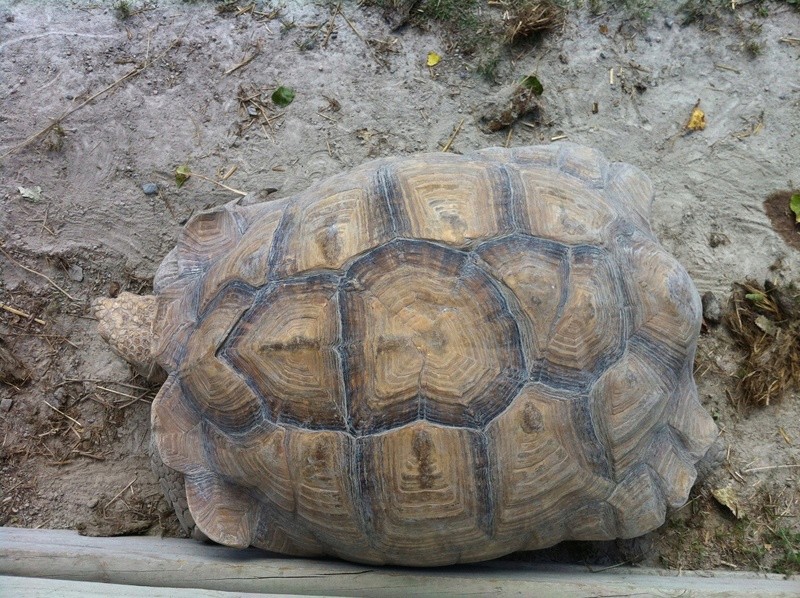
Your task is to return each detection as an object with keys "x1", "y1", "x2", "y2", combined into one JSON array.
[
  {"x1": 725, "y1": 280, "x2": 800, "y2": 407},
  {"x1": 503, "y1": 0, "x2": 565, "y2": 43}
]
